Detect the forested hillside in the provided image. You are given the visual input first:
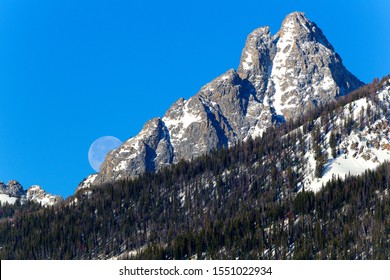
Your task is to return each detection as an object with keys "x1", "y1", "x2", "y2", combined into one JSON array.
[{"x1": 0, "y1": 76, "x2": 389, "y2": 260}]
